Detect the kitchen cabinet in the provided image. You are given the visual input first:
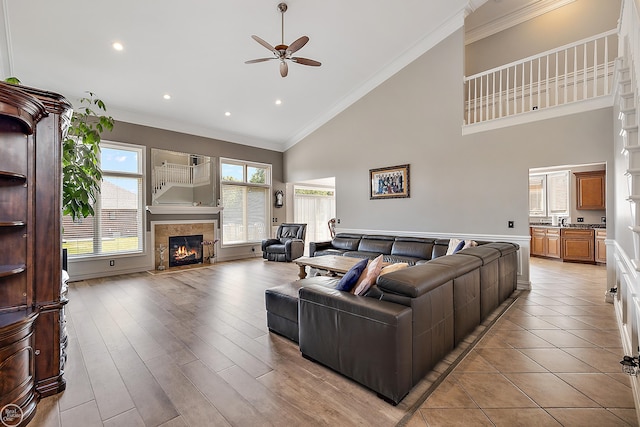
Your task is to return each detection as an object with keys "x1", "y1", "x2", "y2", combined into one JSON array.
[
  {"x1": 530, "y1": 227, "x2": 561, "y2": 259},
  {"x1": 575, "y1": 170, "x2": 605, "y2": 210},
  {"x1": 595, "y1": 229, "x2": 607, "y2": 264},
  {"x1": 561, "y1": 228, "x2": 595, "y2": 263}
]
